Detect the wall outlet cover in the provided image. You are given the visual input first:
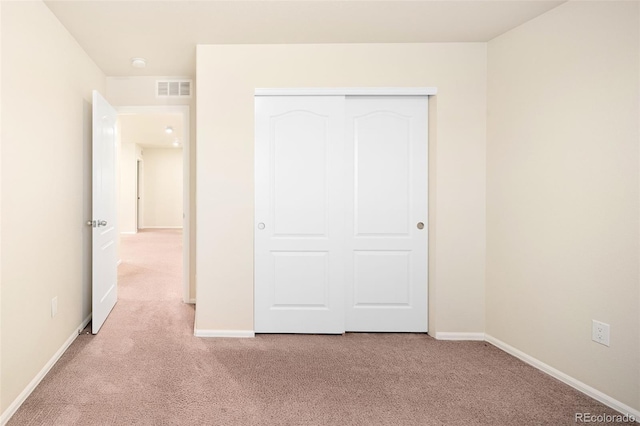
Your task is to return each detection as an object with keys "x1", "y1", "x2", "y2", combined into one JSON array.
[{"x1": 591, "y1": 320, "x2": 610, "y2": 347}]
